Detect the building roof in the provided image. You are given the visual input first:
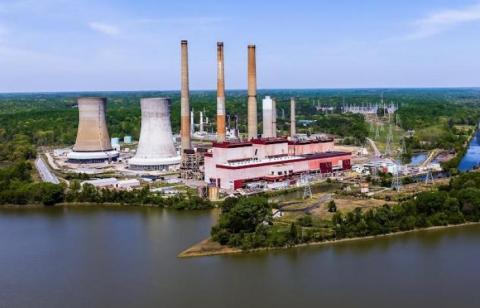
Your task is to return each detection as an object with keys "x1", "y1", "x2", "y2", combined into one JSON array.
[{"x1": 216, "y1": 151, "x2": 351, "y2": 170}]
